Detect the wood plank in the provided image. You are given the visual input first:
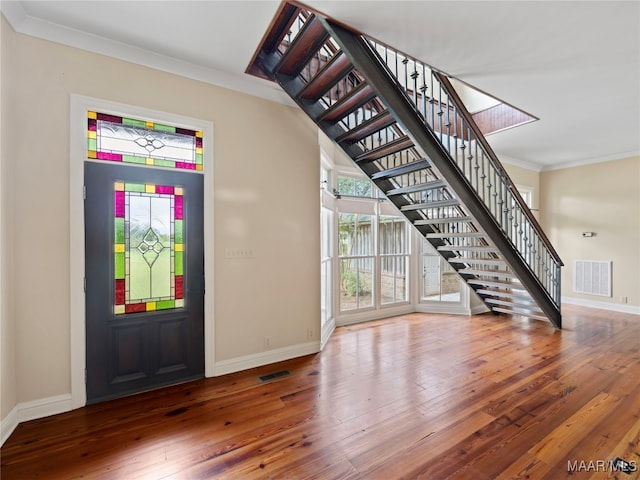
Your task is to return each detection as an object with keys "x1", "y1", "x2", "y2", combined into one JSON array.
[
  {"x1": 299, "y1": 52, "x2": 353, "y2": 100},
  {"x1": 528, "y1": 391, "x2": 623, "y2": 465},
  {"x1": 275, "y1": 15, "x2": 329, "y2": 76},
  {"x1": 2, "y1": 305, "x2": 640, "y2": 479},
  {"x1": 317, "y1": 83, "x2": 375, "y2": 122},
  {"x1": 353, "y1": 135, "x2": 413, "y2": 163}
]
